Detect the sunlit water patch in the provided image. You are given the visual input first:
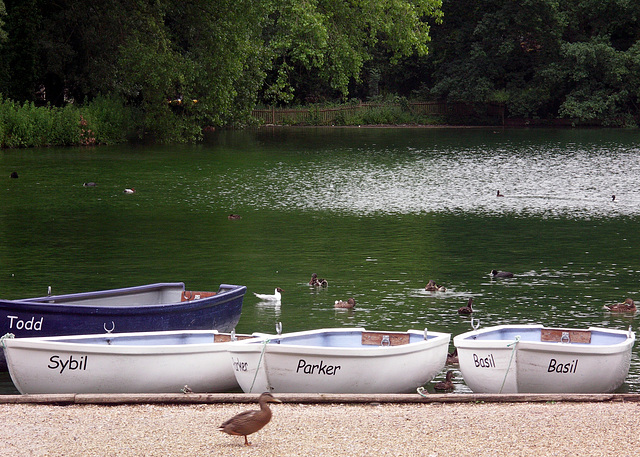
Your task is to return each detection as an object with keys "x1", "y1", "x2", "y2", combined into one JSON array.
[{"x1": 197, "y1": 130, "x2": 640, "y2": 219}]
